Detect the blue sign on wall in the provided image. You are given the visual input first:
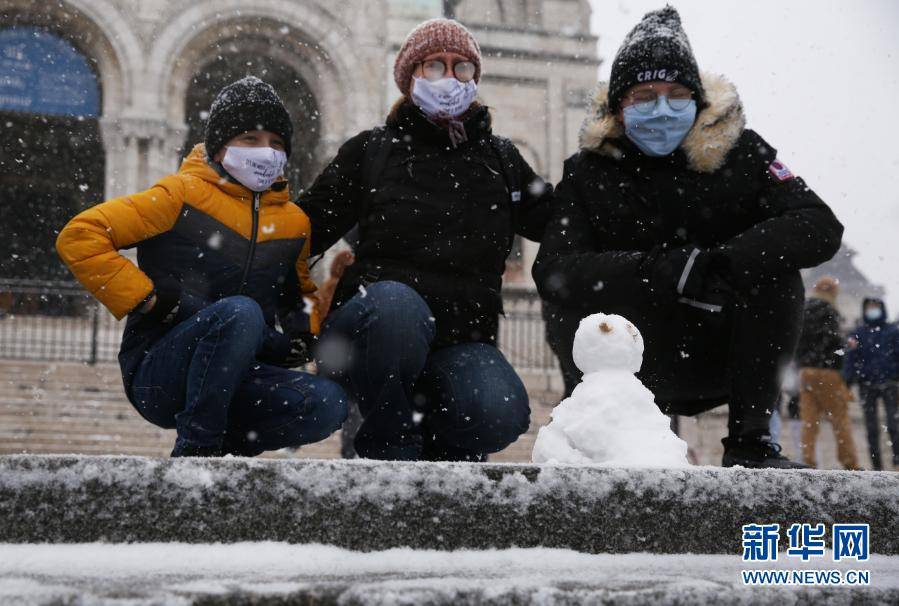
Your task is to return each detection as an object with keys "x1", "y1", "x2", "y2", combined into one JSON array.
[{"x1": 0, "y1": 27, "x2": 100, "y2": 117}]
